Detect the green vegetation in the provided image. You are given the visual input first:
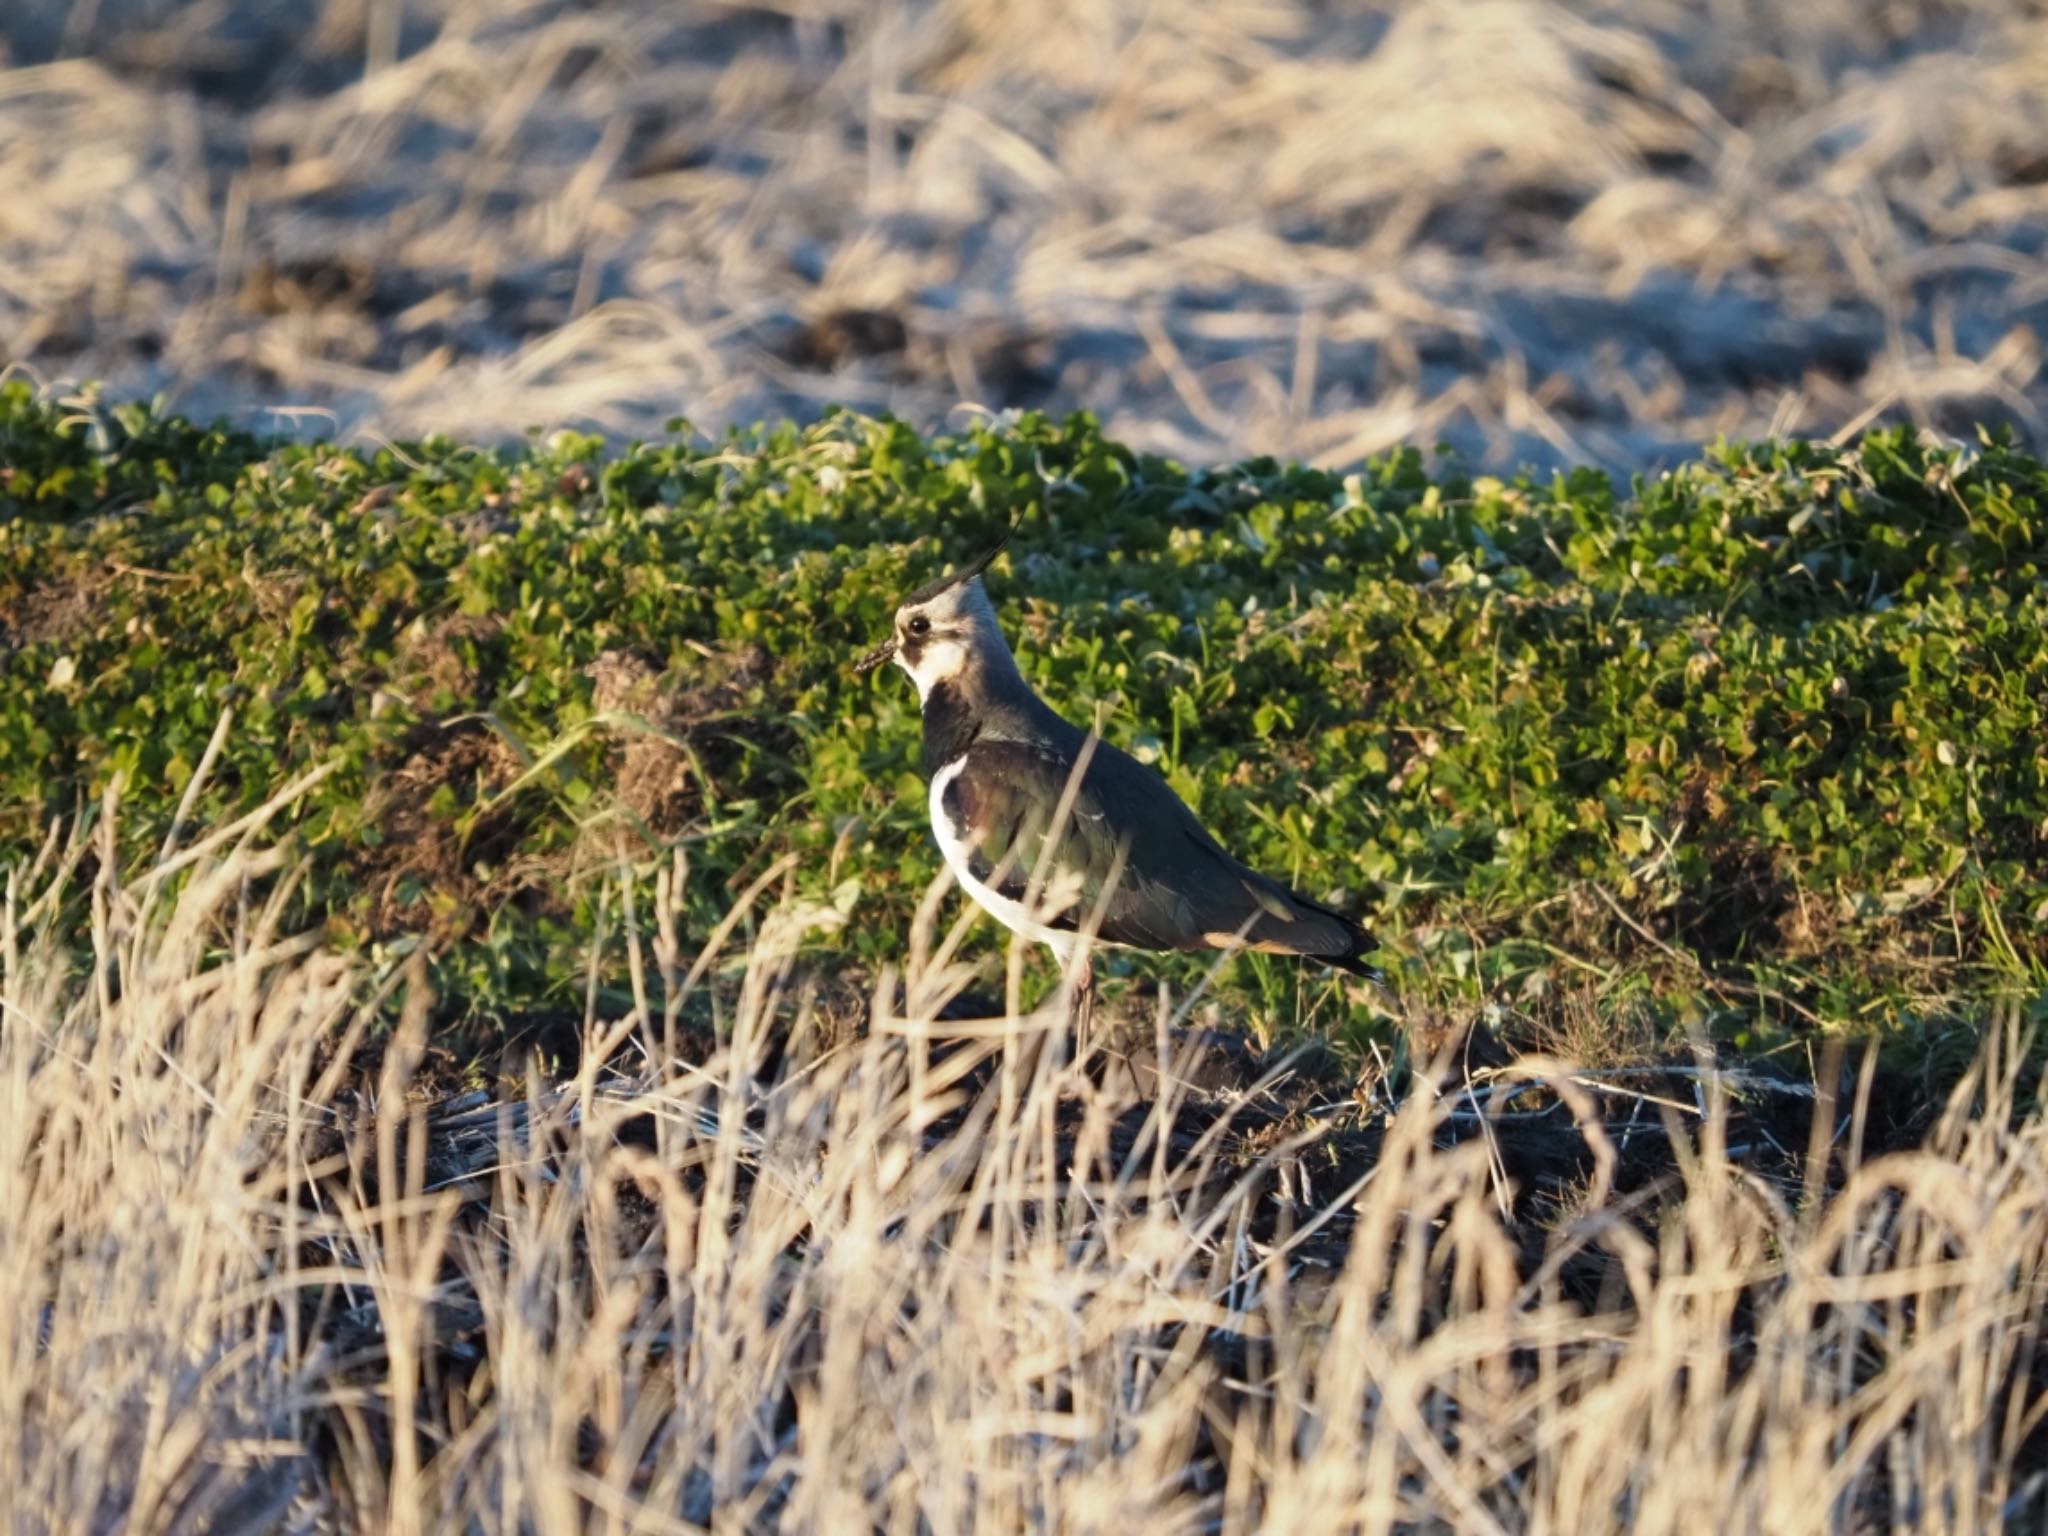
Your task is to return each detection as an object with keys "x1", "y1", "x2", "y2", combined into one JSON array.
[{"x1": 2, "y1": 382, "x2": 2043, "y2": 1050}]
